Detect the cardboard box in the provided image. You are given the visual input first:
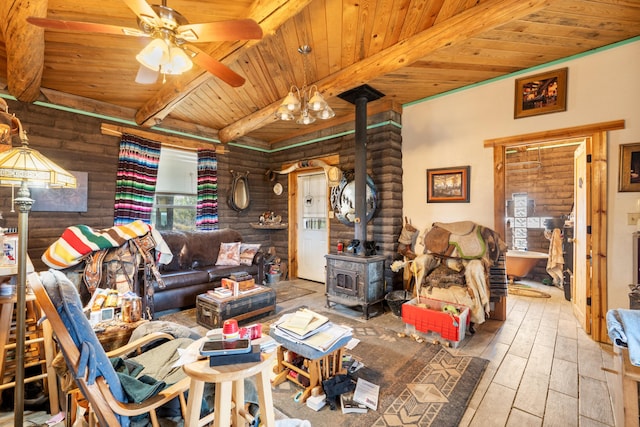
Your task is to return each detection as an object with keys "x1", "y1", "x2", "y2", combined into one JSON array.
[
  {"x1": 306, "y1": 394, "x2": 327, "y2": 411},
  {"x1": 221, "y1": 277, "x2": 256, "y2": 293},
  {"x1": 402, "y1": 297, "x2": 469, "y2": 343}
]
